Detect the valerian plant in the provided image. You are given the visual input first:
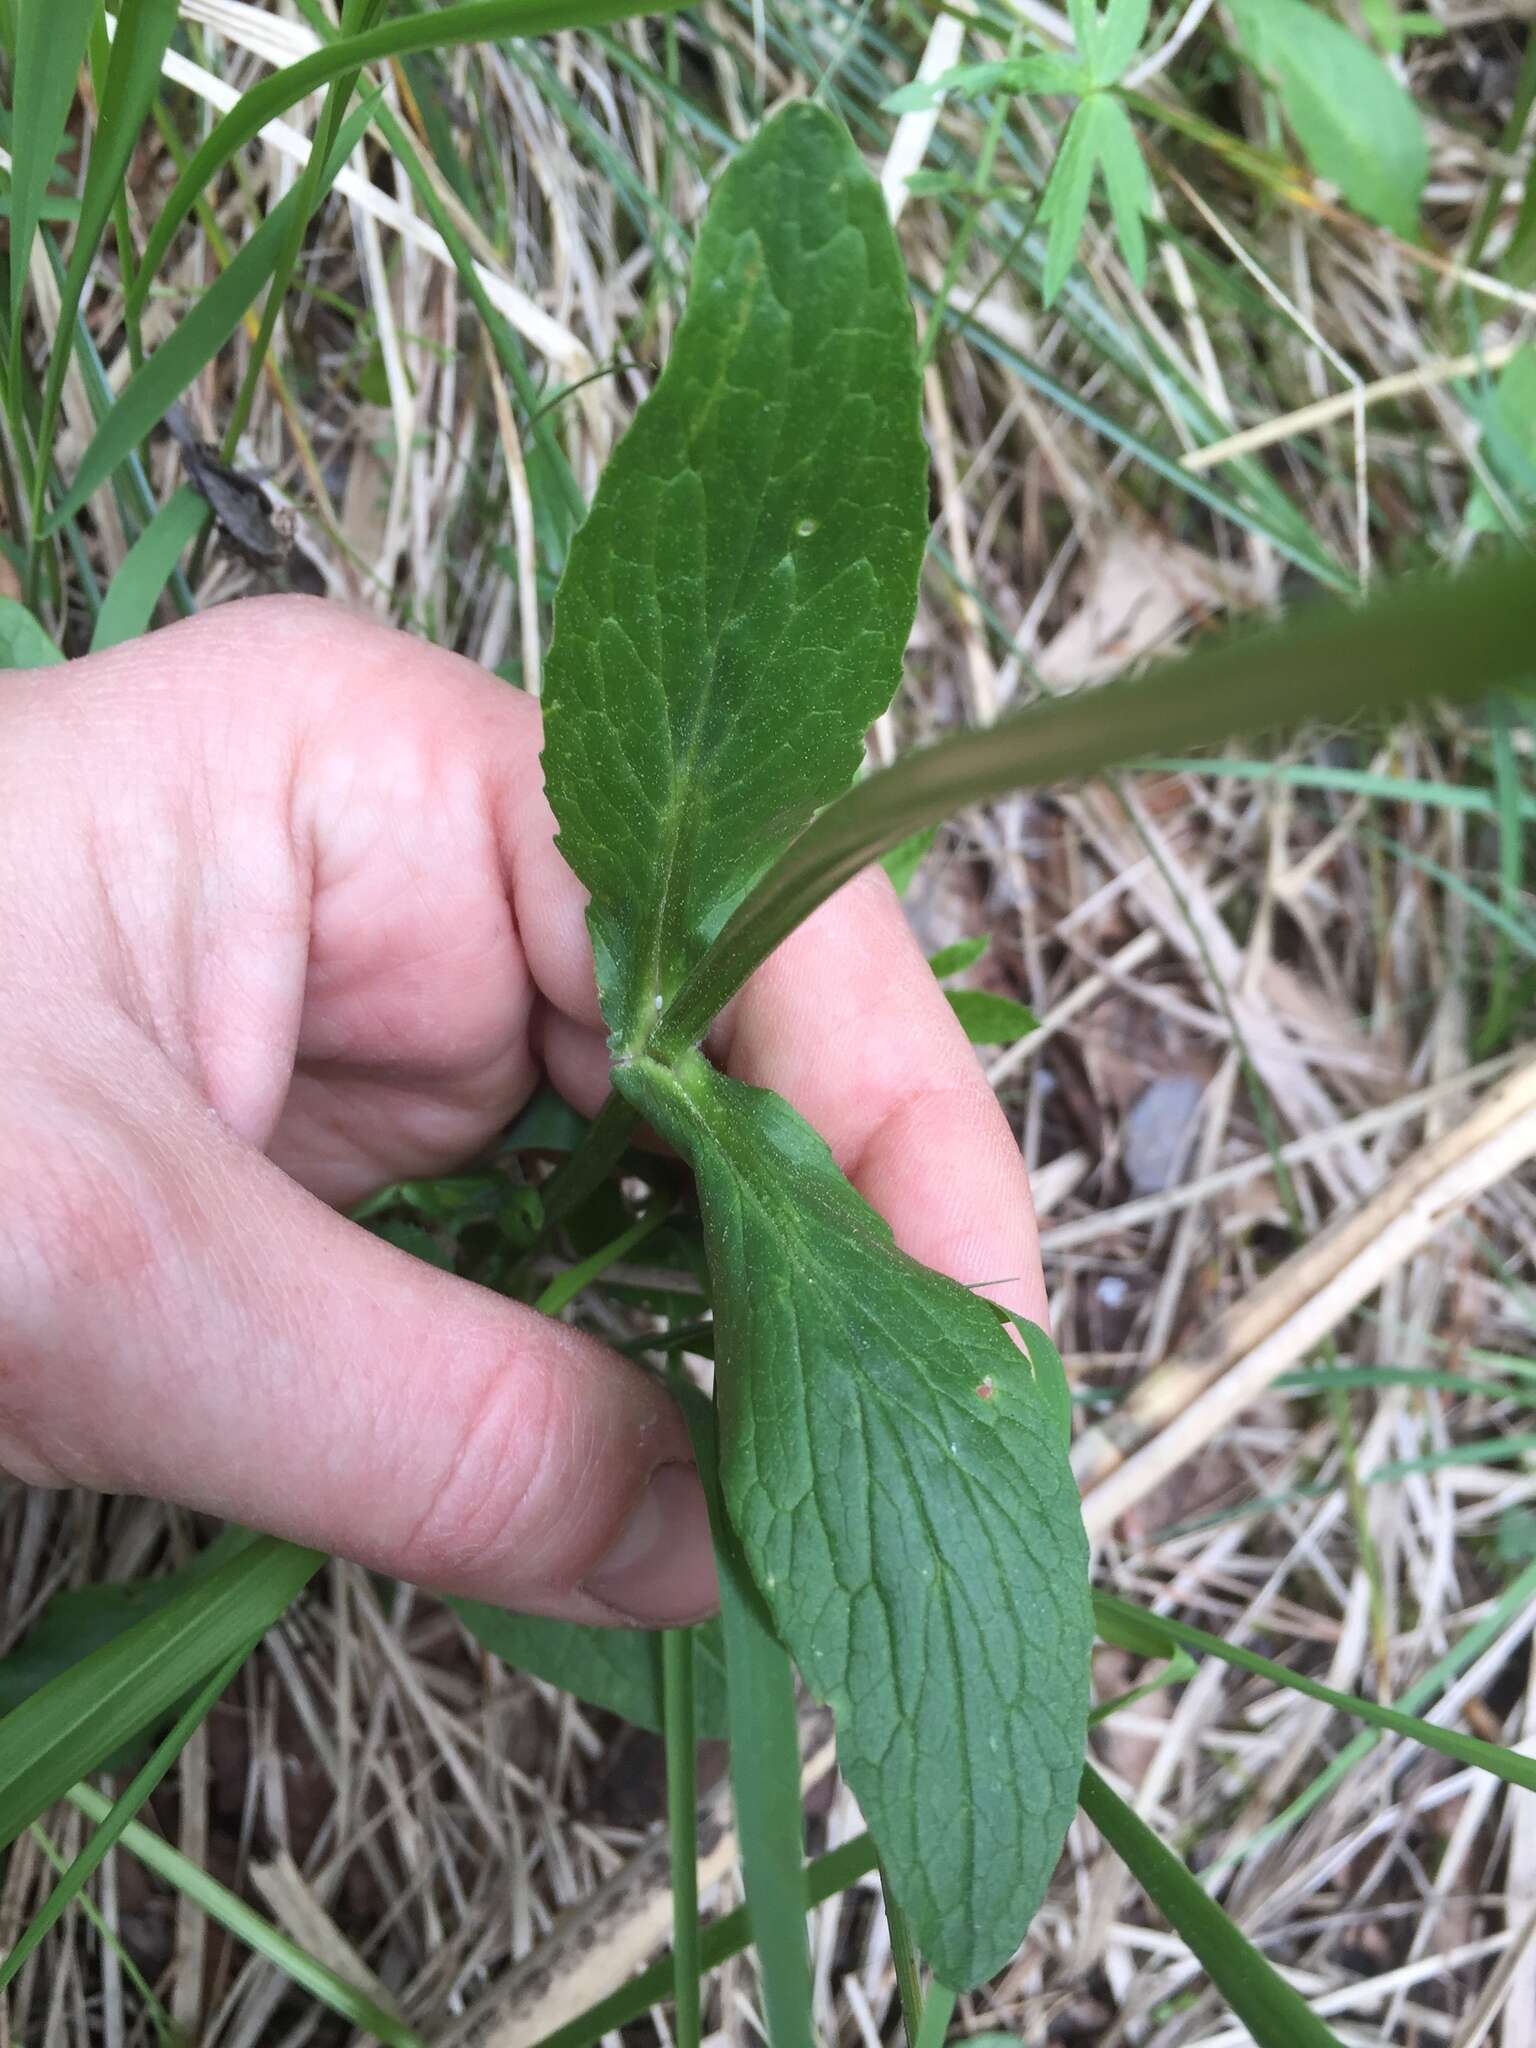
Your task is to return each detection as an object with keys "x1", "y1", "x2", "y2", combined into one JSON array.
[
  {"x1": 7, "y1": 60, "x2": 1536, "y2": 2048},
  {"x1": 539, "y1": 99, "x2": 1093, "y2": 1992}
]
